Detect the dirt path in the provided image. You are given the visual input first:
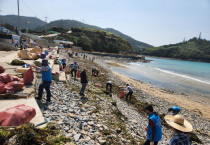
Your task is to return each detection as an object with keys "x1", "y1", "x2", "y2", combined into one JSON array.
[{"x1": 112, "y1": 71, "x2": 210, "y2": 120}]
